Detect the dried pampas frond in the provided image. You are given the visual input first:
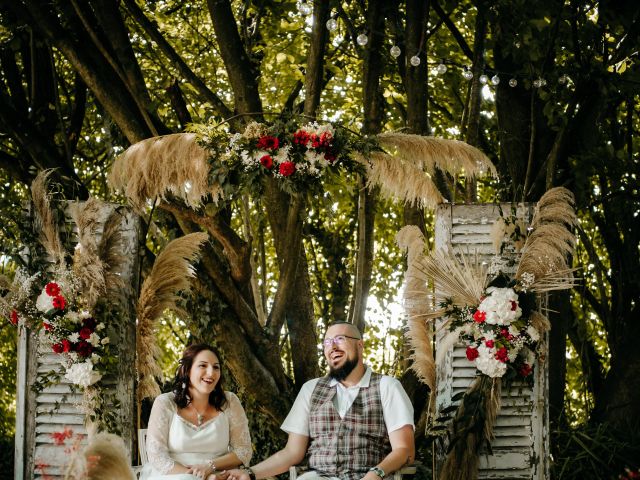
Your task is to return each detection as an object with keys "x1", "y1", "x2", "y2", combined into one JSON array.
[
  {"x1": 31, "y1": 170, "x2": 65, "y2": 265},
  {"x1": 439, "y1": 376, "x2": 501, "y2": 480},
  {"x1": 356, "y1": 151, "x2": 445, "y2": 207},
  {"x1": 376, "y1": 132, "x2": 496, "y2": 177},
  {"x1": 98, "y1": 211, "x2": 127, "y2": 300},
  {"x1": 397, "y1": 226, "x2": 435, "y2": 392},
  {"x1": 529, "y1": 310, "x2": 551, "y2": 335},
  {"x1": 109, "y1": 134, "x2": 221, "y2": 211},
  {"x1": 65, "y1": 433, "x2": 135, "y2": 480},
  {"x1": 70, "y1": 198, "x2": 107, "y2": 309},
  {"x1": 136, "y1": 232, "x2": 209, "y2": 401},
  {"x1": 516, "y1": 187, "x2": 577, "y2": 290}
]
